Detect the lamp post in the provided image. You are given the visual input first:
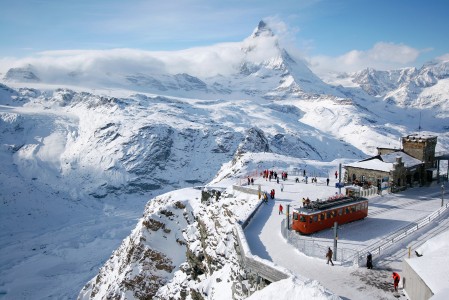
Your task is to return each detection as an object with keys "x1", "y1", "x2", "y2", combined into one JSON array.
[{"x1": 442, "y1": 184, "x2": 445, "y2": 207}]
